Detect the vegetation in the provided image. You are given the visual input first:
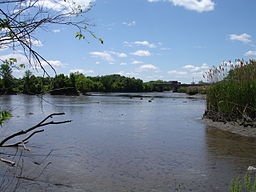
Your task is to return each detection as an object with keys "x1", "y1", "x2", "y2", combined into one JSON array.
[
  {"x1": 178, "y1": 84, "x2": 209, "y2": 95},
  {"x1": 229, "y1": 174, "x2": 256, "y2": 192},
  {"x1": 204, "y1": 59, "x2": 256, "y2": 123},
  {"x1": 0, "y1": 61, "x2": 184, "y2": 94}
]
